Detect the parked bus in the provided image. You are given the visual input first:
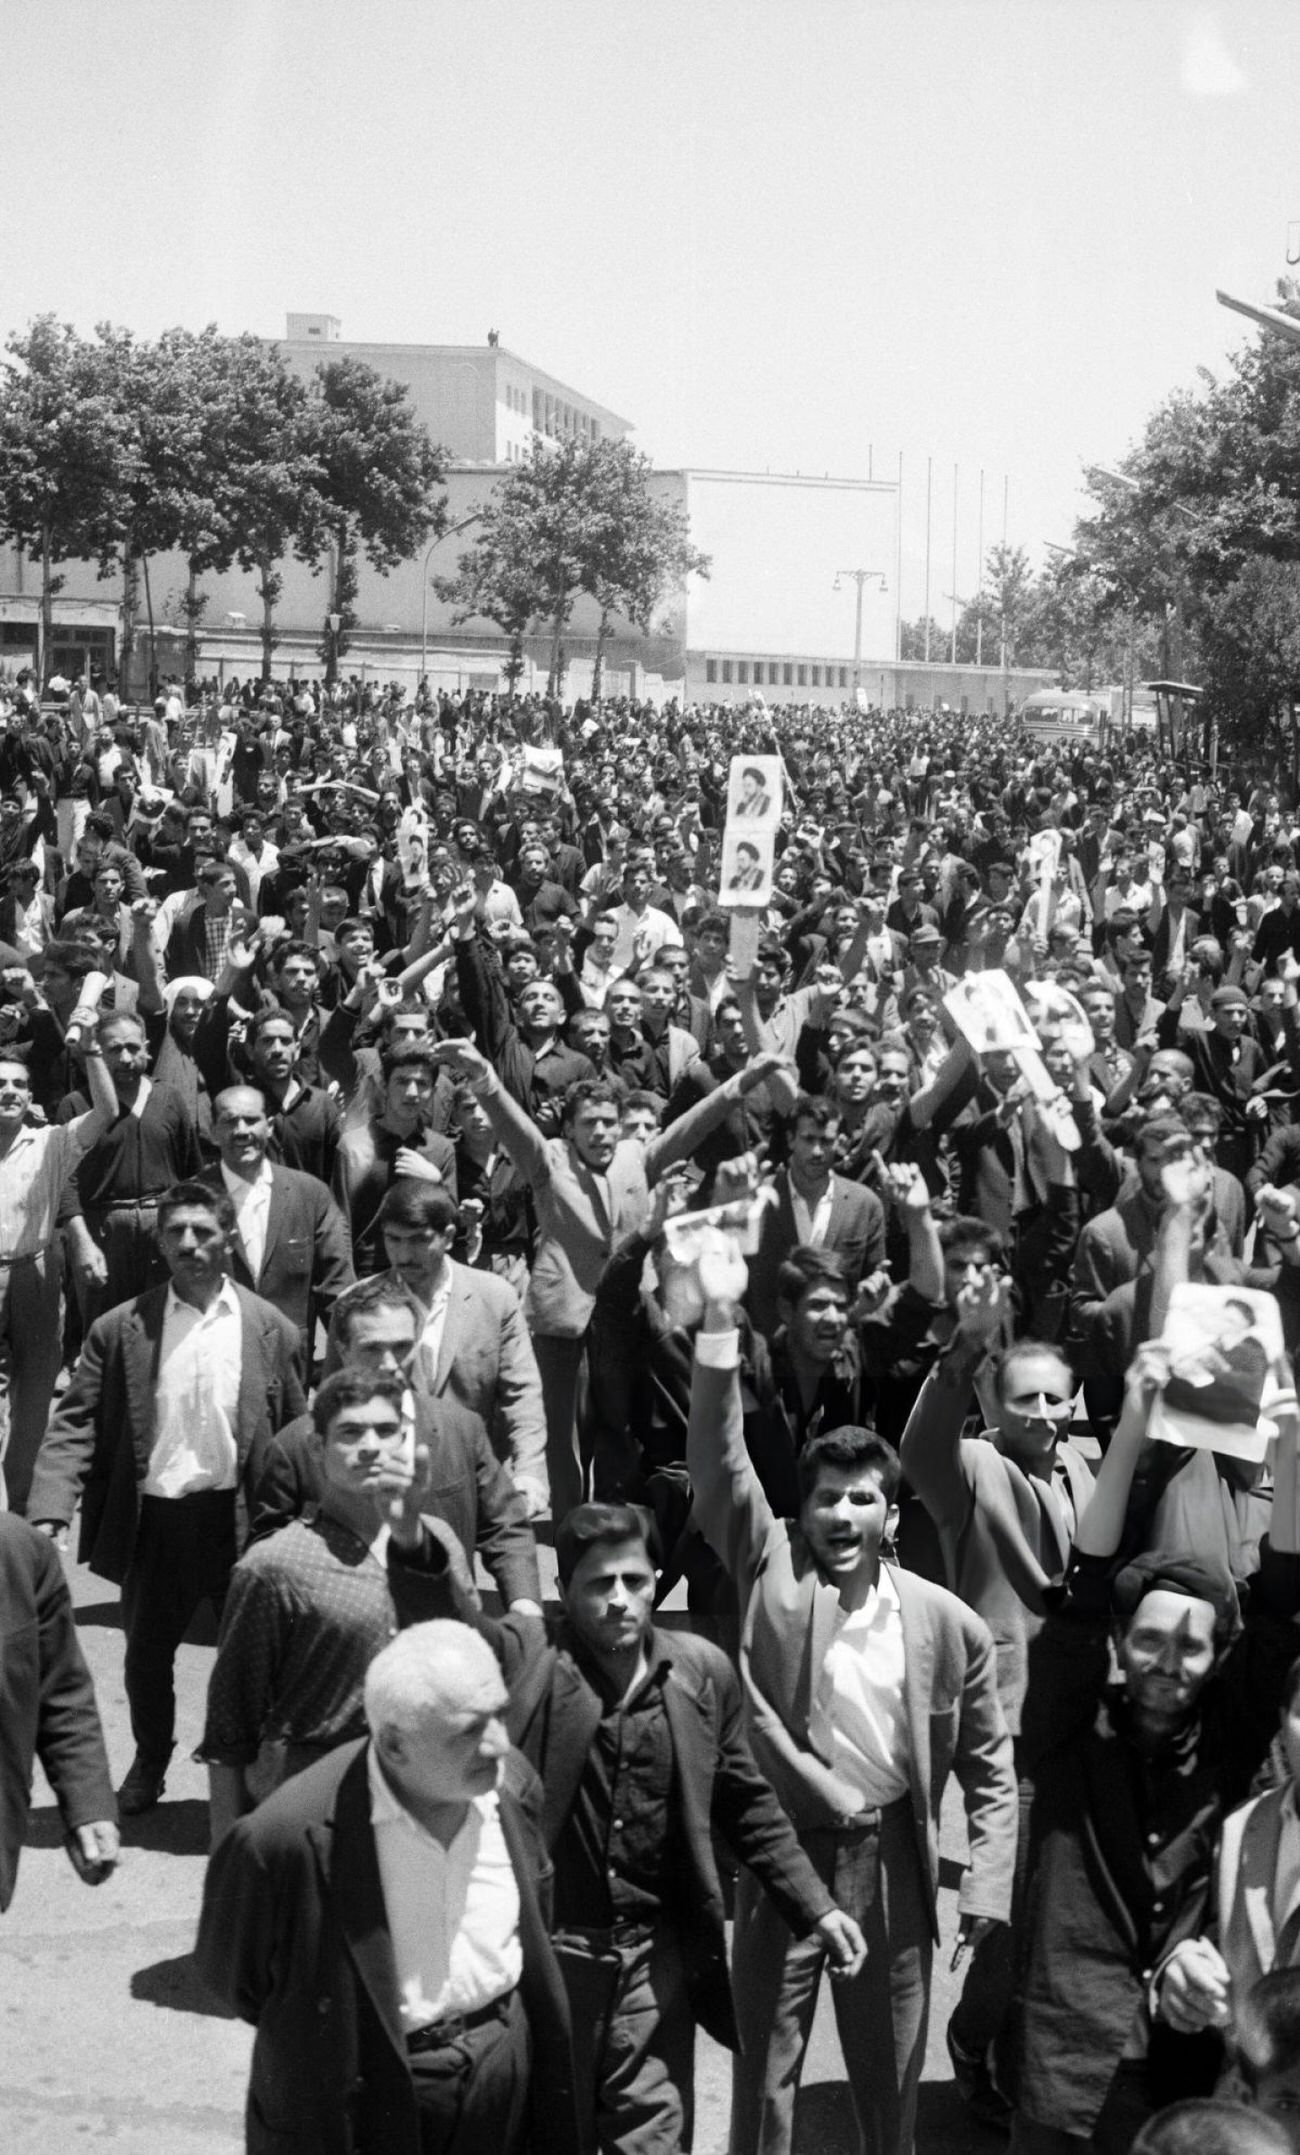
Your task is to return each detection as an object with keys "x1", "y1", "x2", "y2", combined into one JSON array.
[{"x1": 1019, "y1": 690, "x2": 1107, "y2": 748}]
